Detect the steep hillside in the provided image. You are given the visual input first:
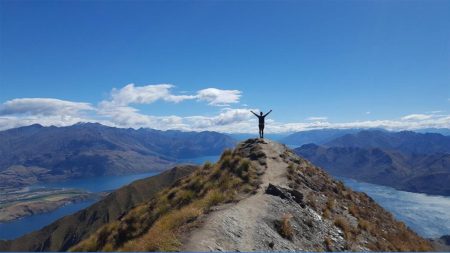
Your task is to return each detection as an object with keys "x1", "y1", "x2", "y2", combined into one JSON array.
[
  {"x1": 326, "y1": 130, "x2": 450, "y2": 154},
  {"x1": 0, "y1": 123, "x2": 234, "y2": 187},
  {"x1": 0, "y1": 165, "x2": 196, "y2": 251},
  {"x1": 71, "y1": 139, "x2": 431, "y2": 251},
  {"x1": 295, "y1": 144, "x2": 450, "y2": 196}
]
